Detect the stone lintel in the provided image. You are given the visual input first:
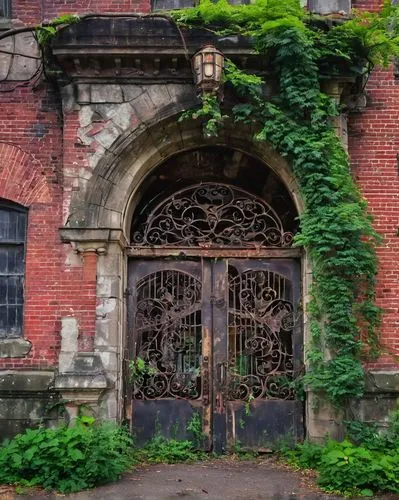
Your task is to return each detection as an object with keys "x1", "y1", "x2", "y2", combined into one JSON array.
[
  {"x1": 61, "y1": 352, "x2": 105, "y2": 376},
  {"x1": 0, "y1": 338, "x2": 32, "y2": 358},
  {"x1": 308, "y1": 0, "x2": 351, "y2": 15},
  {"x1": 55, "y1": 352, "x2": 108, "y2": 416}
]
